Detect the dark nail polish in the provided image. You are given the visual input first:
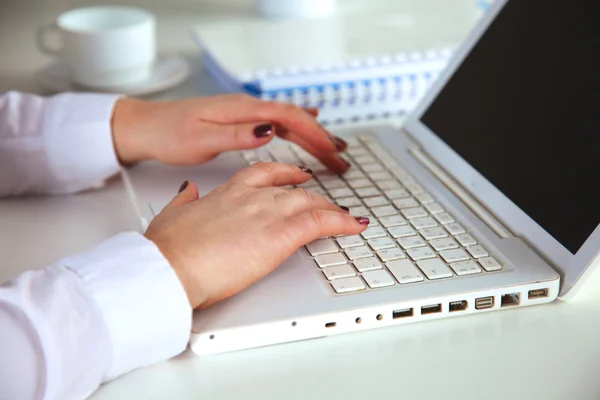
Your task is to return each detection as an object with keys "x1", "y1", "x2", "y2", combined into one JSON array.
[
  {"x1": 298, "y1": 166, "x2": 313, "y2": 174},
  {"x1": 339, "y1": 206, "x2": 350, "y2": 212},
  {"x1": 178, "y1": 180, "x2": 189, "y2": 193},
  {"x1": 254, "y1": 123, "x2": 274, "y2": 138},
  {"x1": 355, "y1": 216, "x2": 370, "y2": 225},
  {"x1": 333, "y1": 136, "x2": 348, "y2": 151}
]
